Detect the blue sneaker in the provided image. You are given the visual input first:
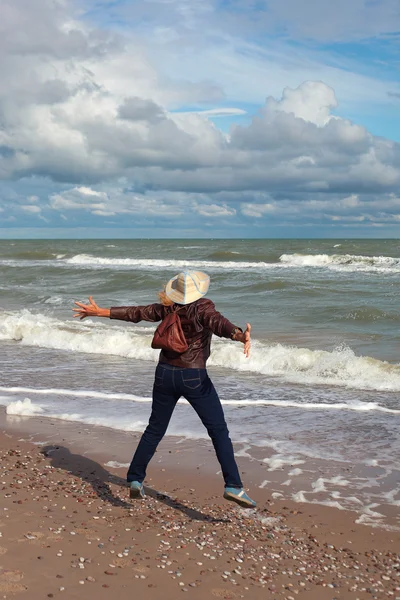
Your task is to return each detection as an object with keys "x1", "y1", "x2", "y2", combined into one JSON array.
[
  {"x1": 129, "y1": 481, "x2": 145, "y2": 499},
  {"x1": 224, "y1": 487, "x2": 256, "y2": 508}
]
